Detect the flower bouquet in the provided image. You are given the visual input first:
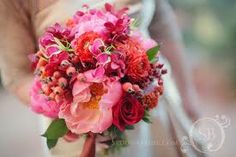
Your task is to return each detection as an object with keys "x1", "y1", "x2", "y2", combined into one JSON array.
[{"x1": 30, "y1": 3, "x2": 166, "y2": 154}]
